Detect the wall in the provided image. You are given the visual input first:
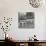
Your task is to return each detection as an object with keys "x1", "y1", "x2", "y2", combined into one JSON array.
[{"x1": 0, "y1": 0, "x2": 46, "y2": 40}]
